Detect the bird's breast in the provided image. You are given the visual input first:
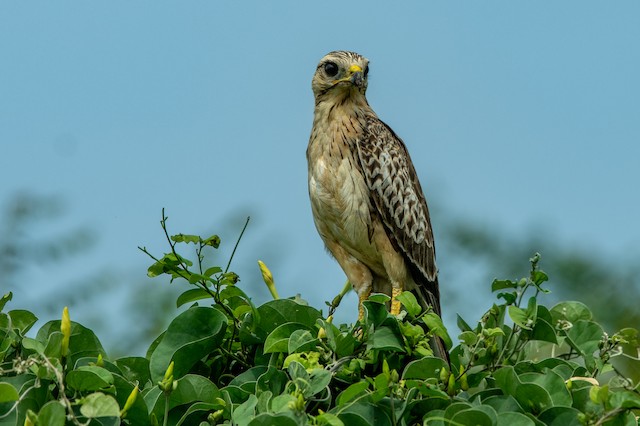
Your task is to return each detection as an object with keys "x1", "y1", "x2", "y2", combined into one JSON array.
[{"x1": 308, "y1": 130, "x2": 376, "y2": 257}]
